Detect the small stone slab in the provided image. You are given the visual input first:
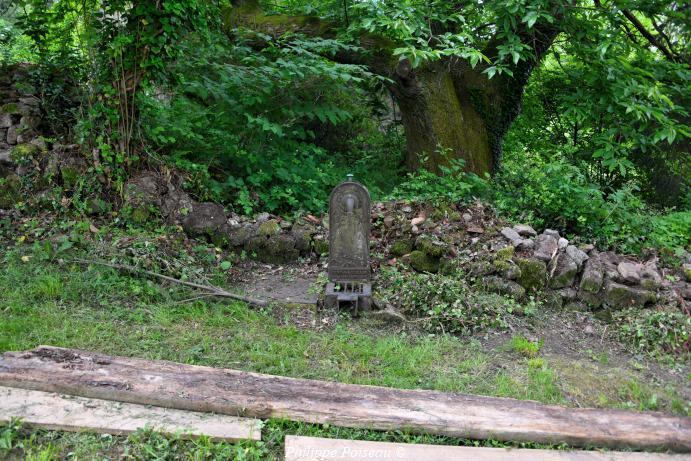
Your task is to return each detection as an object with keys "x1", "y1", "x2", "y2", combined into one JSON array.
[
  {"x1": 549, "y1": 253, "x2": 578, "y2": 289},
  {"x1": 0, "y1": 386, "x2": 261, "y2": 441},
  {"x1": 284, "y1": 436, "x2": 689, "y2": 461},
  {"x1": 501, "y1": 226, "x2": 522, "y2": 244},
  {"x1": 566, "y1": 245, "x2": 589, "y2": 269},
  {"x1": 604, "y1": 281, "x2": 655, "y2": 309},
  {"x1": 513, "y1": 224, "x2": 537, "y2": 237},
  {"x1": 580, "y1": 258, "x2": 604, "y2": 293},
  {"x1": 534, "y1": 234, "x2": 559, "y2": 262},
  {"x1": 617, "y1": 261, "x2": 642, "y2": 284}
]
